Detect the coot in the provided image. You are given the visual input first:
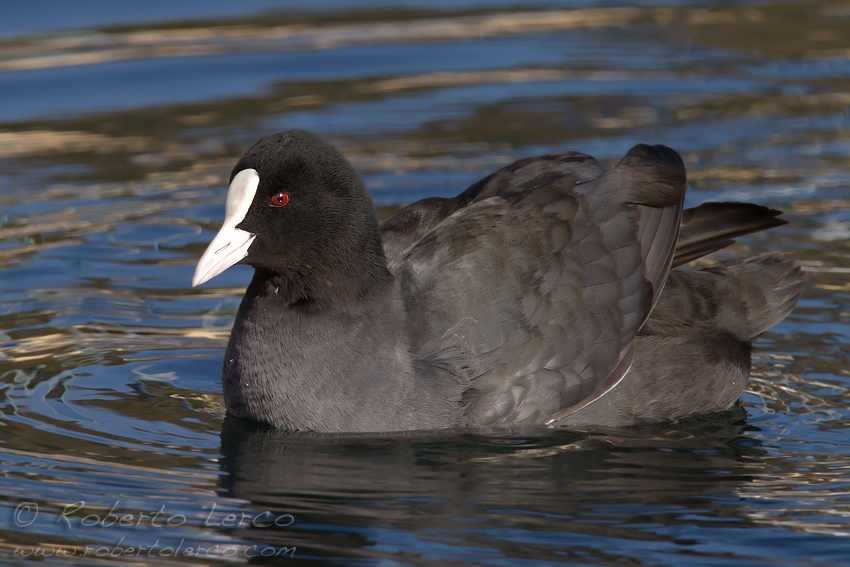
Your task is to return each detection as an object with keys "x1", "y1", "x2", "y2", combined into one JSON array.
[{"x1": 193, "y1": 130, "x2": 805, "y2": 432}]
